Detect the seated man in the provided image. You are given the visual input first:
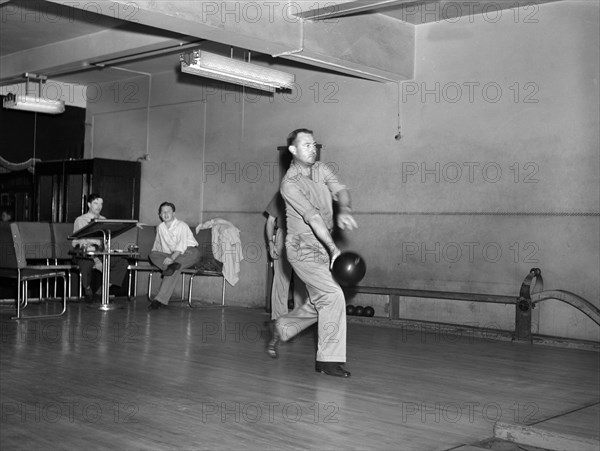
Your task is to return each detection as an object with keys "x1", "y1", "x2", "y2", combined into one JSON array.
[
  {"x1": 148, "y1": 202, "x2": 200, "y2": 310},
  {"x1": 72, "y1": 193, "x2": 128, "y2": 302}
]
